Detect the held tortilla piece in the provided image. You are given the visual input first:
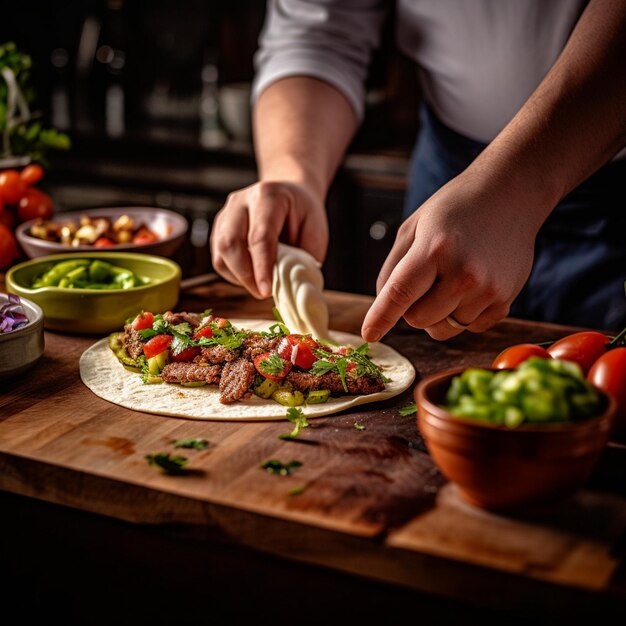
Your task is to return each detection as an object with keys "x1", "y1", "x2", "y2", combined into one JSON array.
[
  {"x1": 79, "y1": 318, "x2": 416, "y2": 421},
  {"x1": 272, "y1": 243, "x2": 330, "y2": 342}
]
